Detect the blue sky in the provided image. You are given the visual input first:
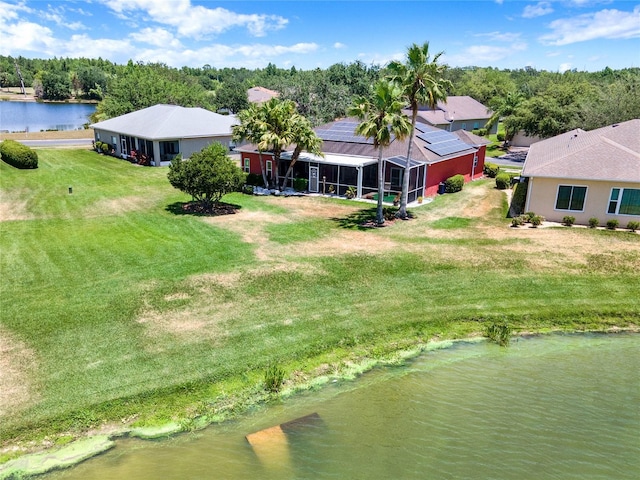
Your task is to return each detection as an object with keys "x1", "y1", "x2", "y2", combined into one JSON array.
[{"x1": 1, "y1": 1, "x2": 639, "y2": 72}]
